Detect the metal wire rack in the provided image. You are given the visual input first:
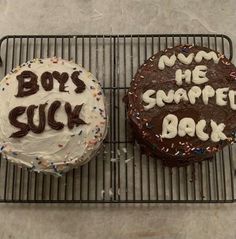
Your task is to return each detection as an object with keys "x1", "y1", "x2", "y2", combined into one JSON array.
[{"x1": 0, "y1": 34, "x2": 235, "y2": 203}]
